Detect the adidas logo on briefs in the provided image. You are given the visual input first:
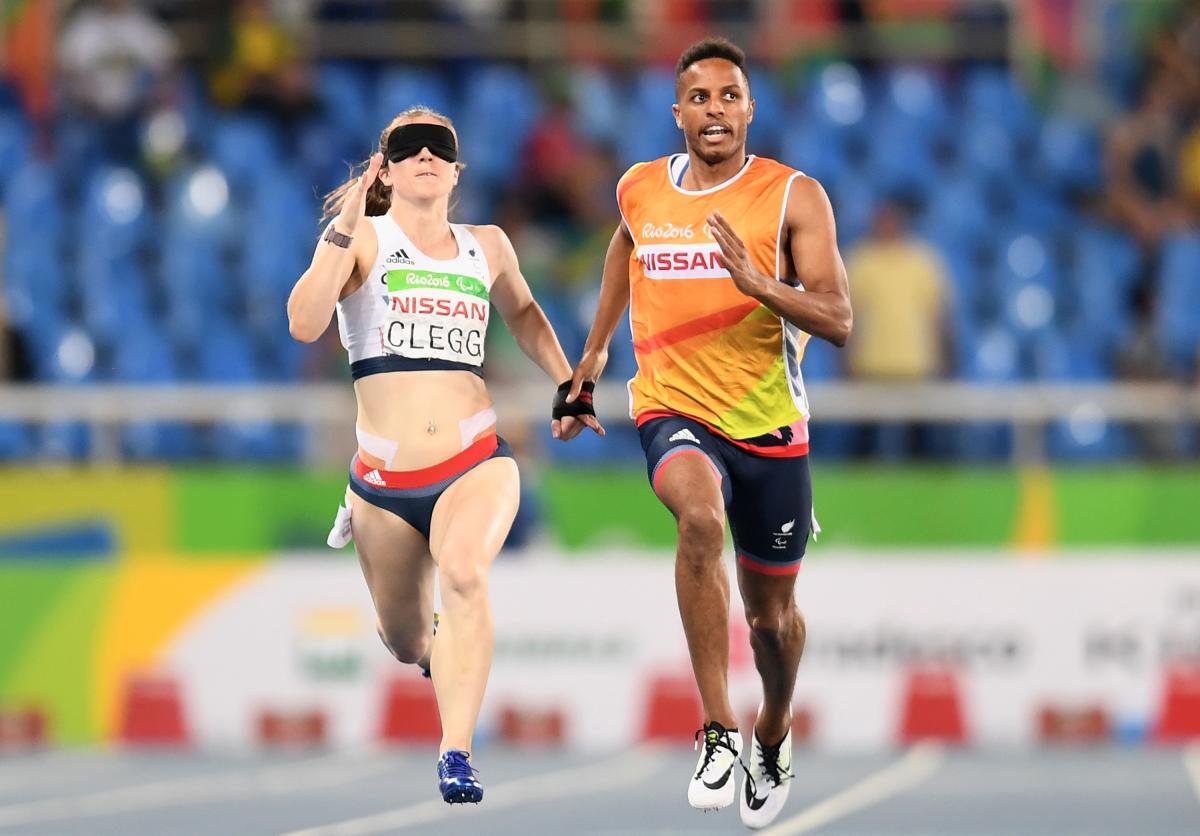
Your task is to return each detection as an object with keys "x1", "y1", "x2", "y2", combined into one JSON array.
[
  {"x1": 385, "y1": 249, "x2": 414, "y2": 265},
  {"x1": 362, "y1": 469, "x2": 386, "y2": 487},
  {"x1": 669, "y1": 429, "x2": 700, "y2": 444}
]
